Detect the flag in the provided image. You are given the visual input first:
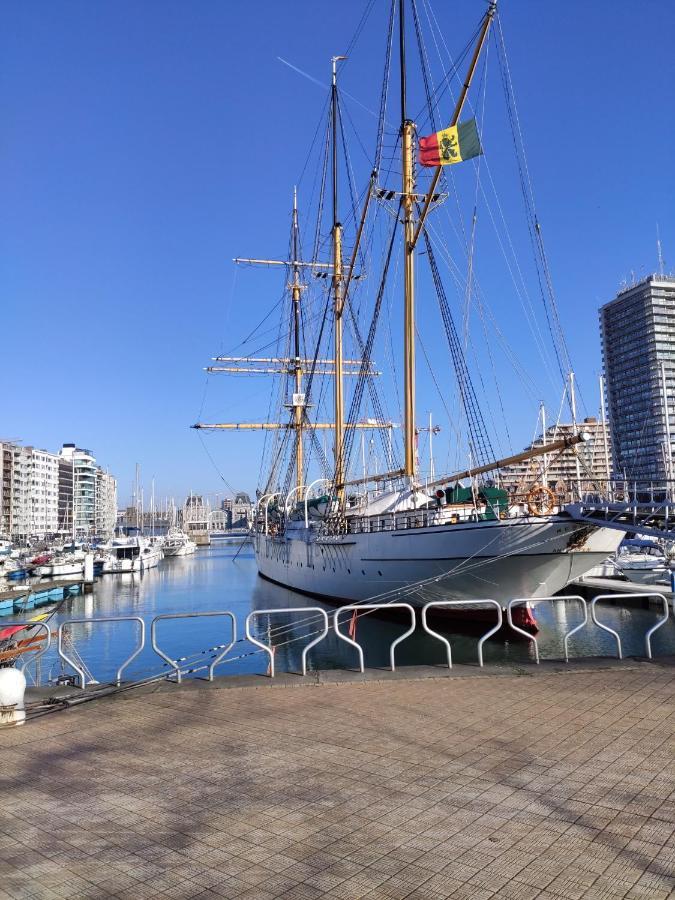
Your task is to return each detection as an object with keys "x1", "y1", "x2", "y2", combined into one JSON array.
[{"x1": 419, "y1": 118, "x2": 482, "y2": 167}]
